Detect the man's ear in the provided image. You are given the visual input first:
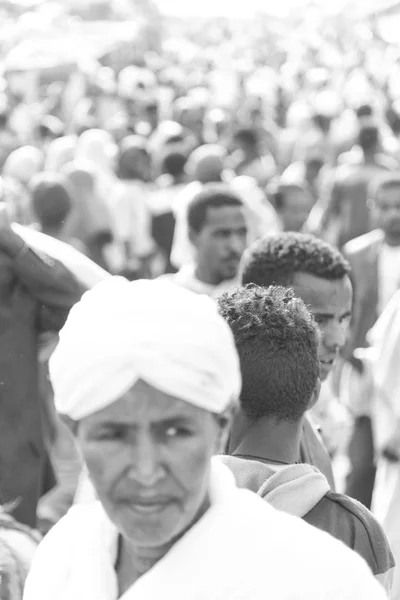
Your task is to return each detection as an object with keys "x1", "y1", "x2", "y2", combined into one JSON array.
[
  {"x1": 214, "y1": 401, "x2": 238, "y2": 454},
  {"x1": 308, "y1": 379, "x2": 321, "y2": 411}
]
